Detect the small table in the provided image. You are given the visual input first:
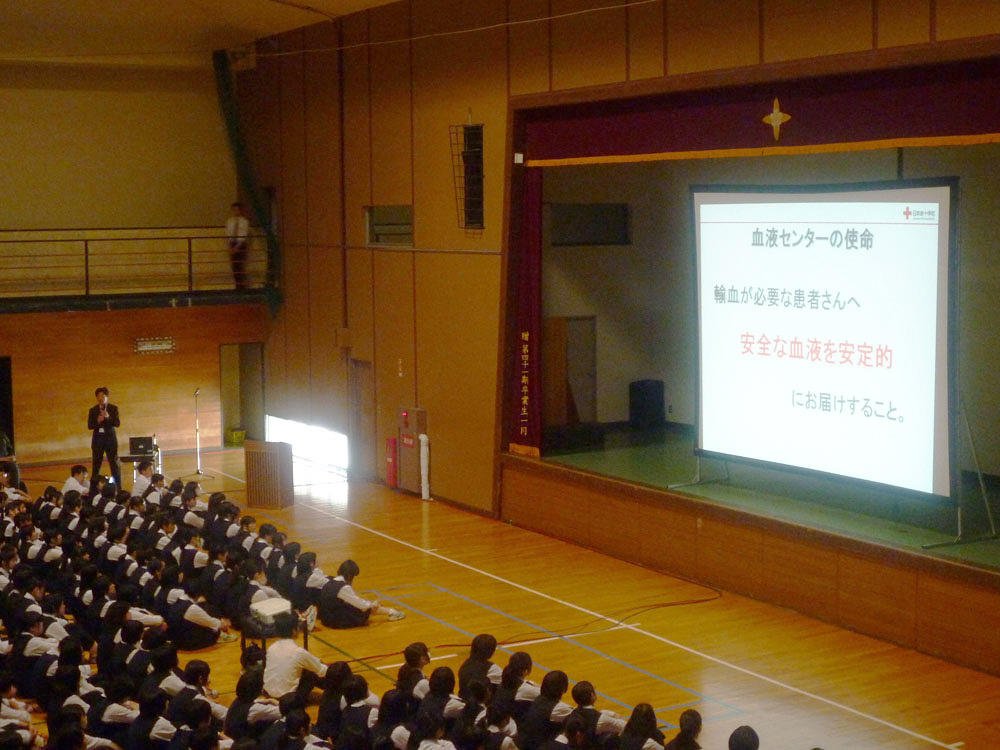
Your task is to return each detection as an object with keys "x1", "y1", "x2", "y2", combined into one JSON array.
[{"x1": 120, "y1": 447, "x2": 162, "y2": 482}]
